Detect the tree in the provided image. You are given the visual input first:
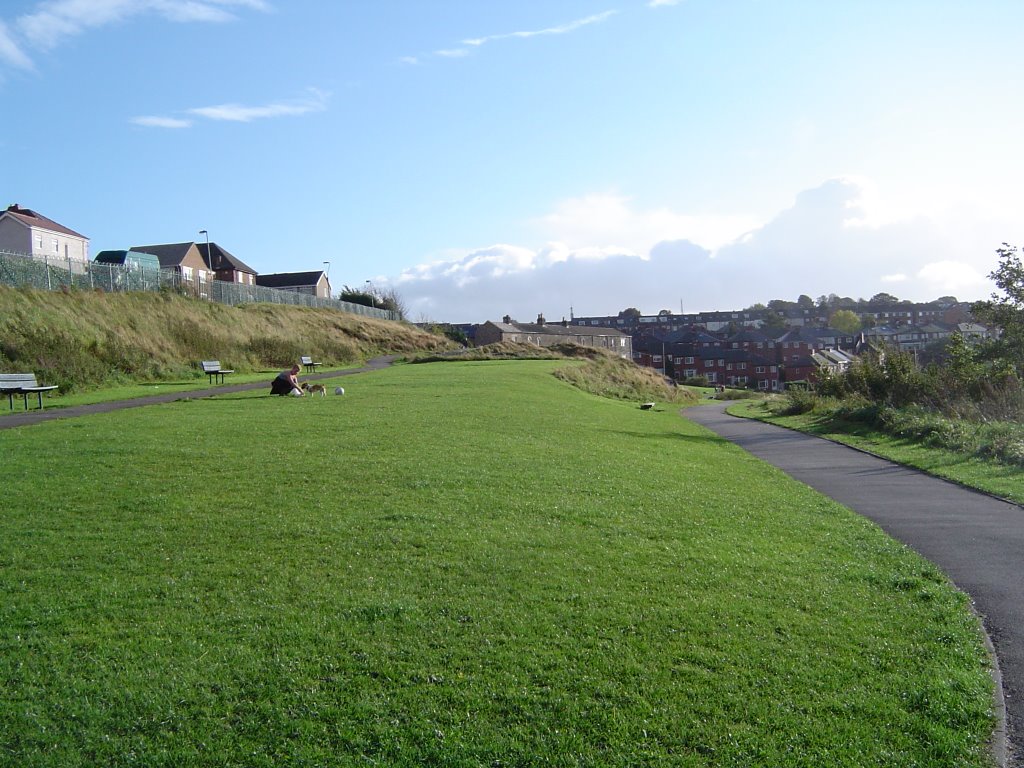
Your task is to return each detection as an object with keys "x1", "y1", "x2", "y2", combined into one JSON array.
[
  {"x1": 619, "y1": 307, "x2": 641, "y2": 319},
  {"x1": 797, "y1": 294, "x2": 815, "y2": 309},
  {"x1": 761, "y1": 310, "x2": 786, "y2": 332},
  {"x1": 378, "y1": 287, "x2": 408, "y2": 321},
  {"x1": 829, "y1": 309, "x2": 862, "y2": 334},
  {"x1": 972, "y1": 243, "x2": 1024, "y2": 375},
  {"x1": 870, "y1": 292, "x2": 901, "y2": 305}
]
